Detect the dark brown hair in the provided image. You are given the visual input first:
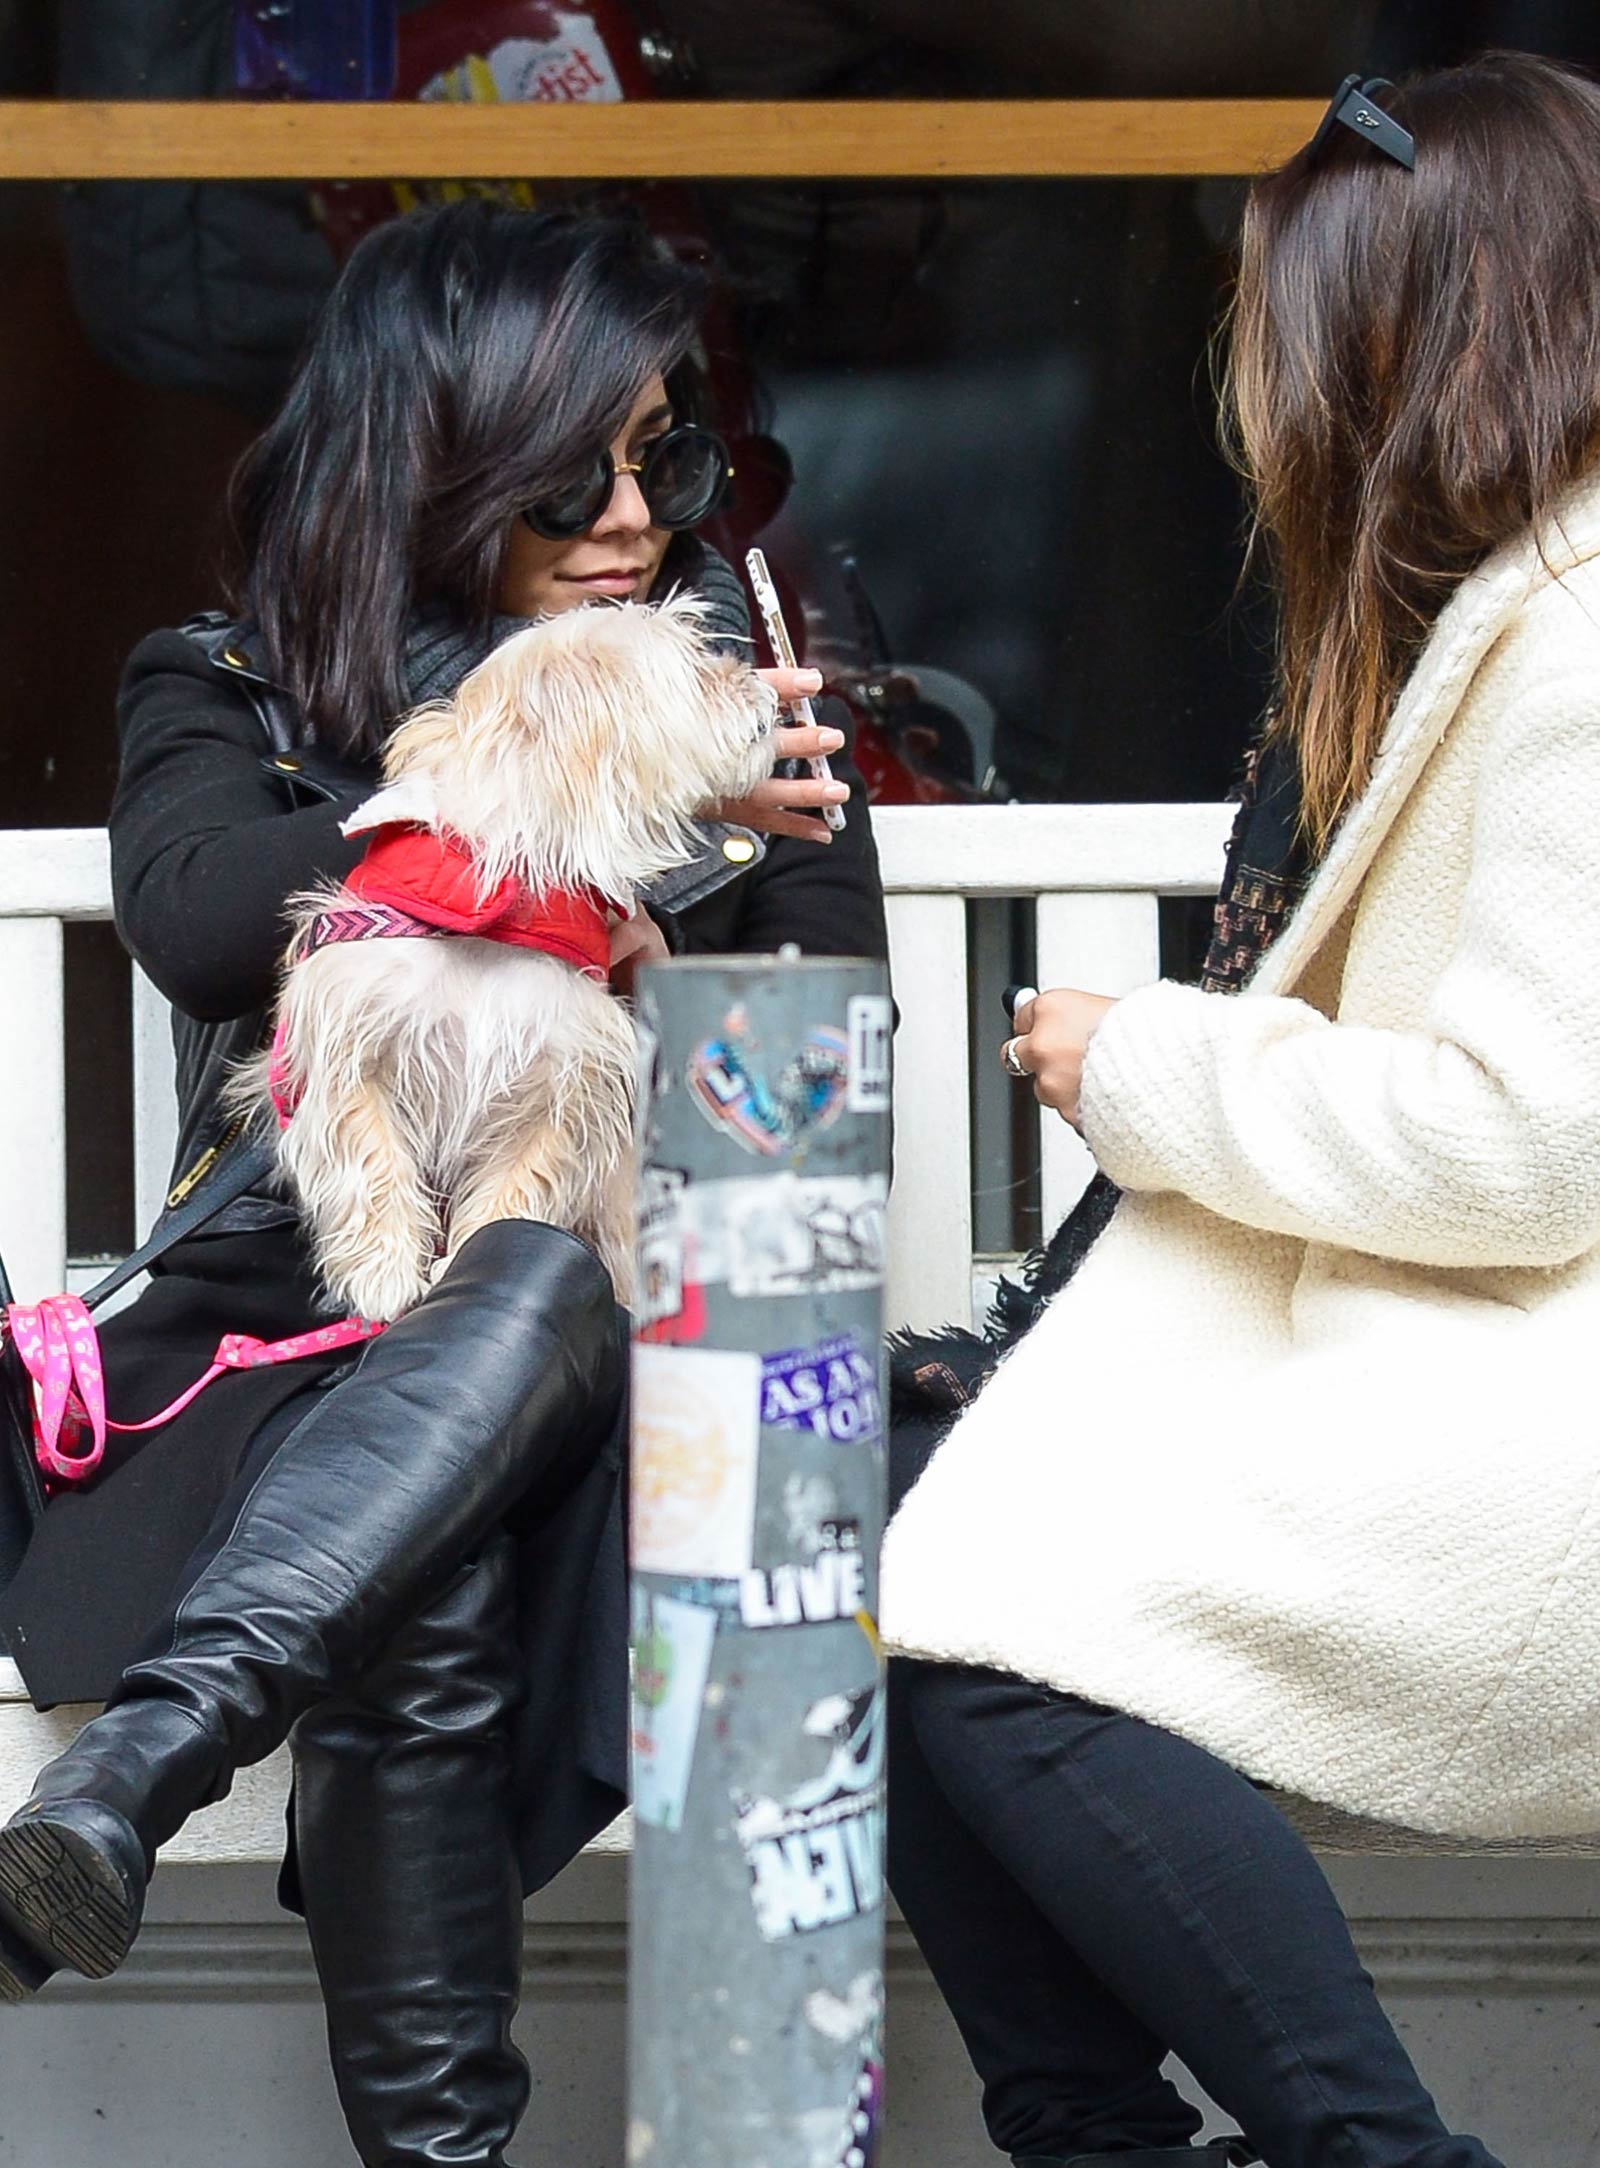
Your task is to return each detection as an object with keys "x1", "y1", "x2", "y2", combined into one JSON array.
[{"x1": 1227, "y1": 52, "x2": 1600, "y2": 849}]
